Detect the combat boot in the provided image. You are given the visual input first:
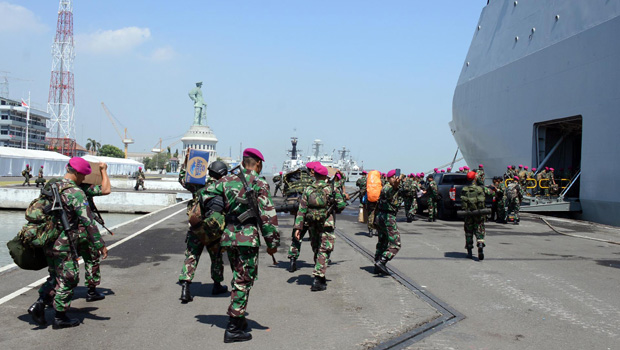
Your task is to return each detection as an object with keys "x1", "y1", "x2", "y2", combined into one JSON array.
[
  {"x1": 477, "y1": 242, "x2": 485, "y2": 261},
  {"x1": 310, "y1": 276, "x2": 327, "y2": 292},
  {"x1": 224, "y1": 317, "x2": 252, "y2": 343},
  {"x1": 28, "y1": 299, "x2": 47, "y2": 326},
  {"x1": 212, "y1": 281, "x2": 228, "y2": 295},
  {"x1": 53, "y1": 311, "x2": 80, "y2": 329},
  {"x1": 466, "y1": 247, "x2": 473, "y2": 259},
  {"x1": 288, "y1": 258, "x2": 297, "y2": 273},
  {"x1": 374, "y1": 257, "x2": 390, "y2": 275},
  {"x1": 180, "y1": 281, "x2": 193, "y2": 303},
  {"x1": 406, "y1": 215, "x2": 412, "y2": 223},
  {"x1": 86, "y1": 287, "x2": 105, "y2": 302},
  {"x1": 368, "y1": 228, "x2": 373, "y2": 237}
]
